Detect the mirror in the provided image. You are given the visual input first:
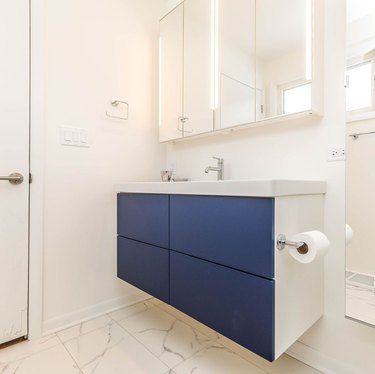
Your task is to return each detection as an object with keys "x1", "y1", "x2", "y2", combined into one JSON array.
[
  {"x1": 346, "y1": 0, "x2": 375, "y2": 326},
  {"x1": 218, "y1": 0, "x2": 256, "y2": 129},
  {"x1": 218, "y1": 0, "x2": 312, "y2": 130},
  {"x1": 160, "y1": 0, "x2": 317, "y2": 142},
  {"x1": 256, "y1": 0, "x2": 312, "y2": 121}
]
